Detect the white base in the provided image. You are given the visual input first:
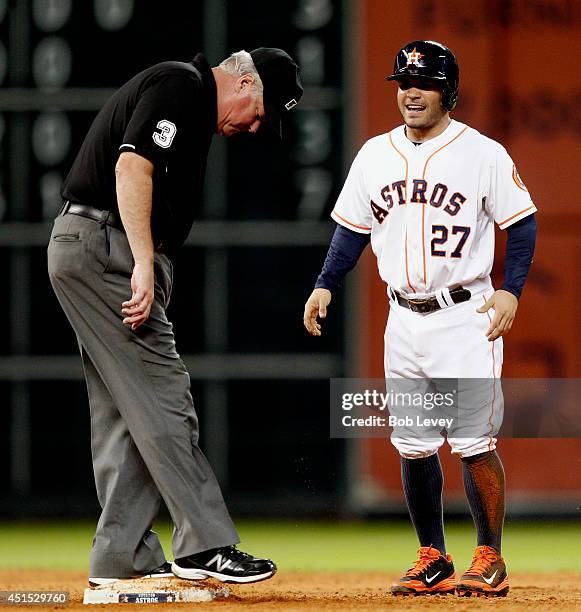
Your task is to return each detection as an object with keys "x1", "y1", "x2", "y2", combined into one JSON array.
[{"x1": 83, "y1": 586, "x2": 229, "y2": 605}]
